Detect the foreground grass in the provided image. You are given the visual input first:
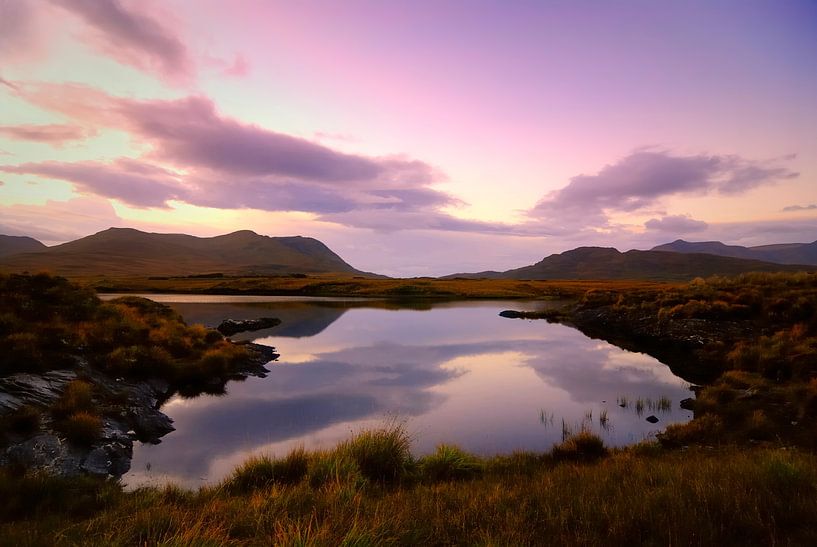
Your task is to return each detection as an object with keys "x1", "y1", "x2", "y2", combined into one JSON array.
[{"x1": 2, "y1": 427, "x2": 817, "y2": 545}]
